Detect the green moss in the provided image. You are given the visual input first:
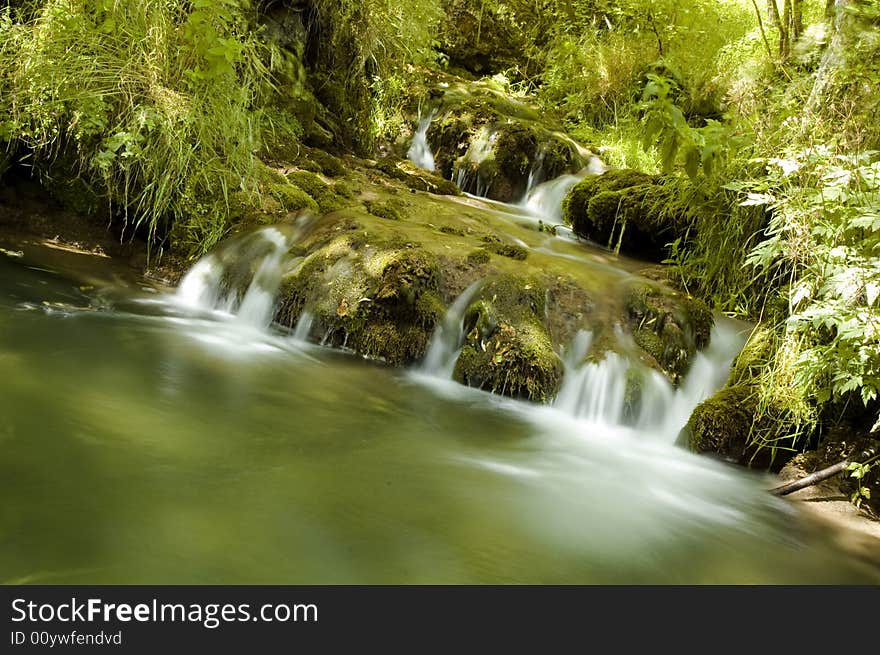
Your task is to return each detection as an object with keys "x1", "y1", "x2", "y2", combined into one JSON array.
[
  {"x1": 333, "y1": 181, "x2": 354, "y2": 199},
  {"x1": 286, "y1": 170, "x2": 327, "y2": 198},
  {"x1": 364, "y1": 200, "x2": 404, "y2": 221},
  {"x1": 269, "y1": 183, "x2": 319, "y2": 213},
  {"x1": 309, "y1": 150, "x2": 346, "y2": 177},
  {"x1": 452, "y1": 275, "x2": 562, "y2": 402},
  {"x1": 467, "y1": 249, "x2": 491, "y2": 264},
  {"x1": 484, "y1": 242, "x2": 528, "y2": 261},
  {"x1": 275, "y1": 239, "x2": 443, "y2": 366},
  {"x1": 730, "y1": 328, "x2": 775, "y2": 384},
  {"x1": 254, "y1": 161, "x2": 288, "y2": 187},
  {"x1": 564, "y1": 171, "x2": 699, "y2": 261},
  {"x1": 284, "y1": 170, "x2": 356, "y2": 214},
  {"x1": 625, "y1": 281, "x2": 714, "y2": 382},
  {"x1": 376, "y1": 157, "x2": 461, "y2": 196},
  {"x1": 259, "y1": 107, "x2": 304, "y2": 163}
]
